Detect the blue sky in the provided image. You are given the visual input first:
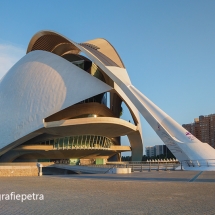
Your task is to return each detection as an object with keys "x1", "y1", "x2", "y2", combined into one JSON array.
[{"x1": 1, "y1": 1, "x2": 215, "y2": 154}]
